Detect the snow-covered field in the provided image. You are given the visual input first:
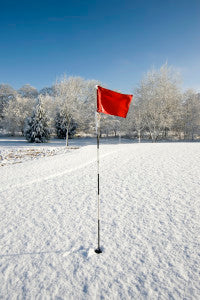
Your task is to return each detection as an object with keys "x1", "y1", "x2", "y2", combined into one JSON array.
[{"x1": 0, "y1": 137, "x2": 200, "y2": 299}]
